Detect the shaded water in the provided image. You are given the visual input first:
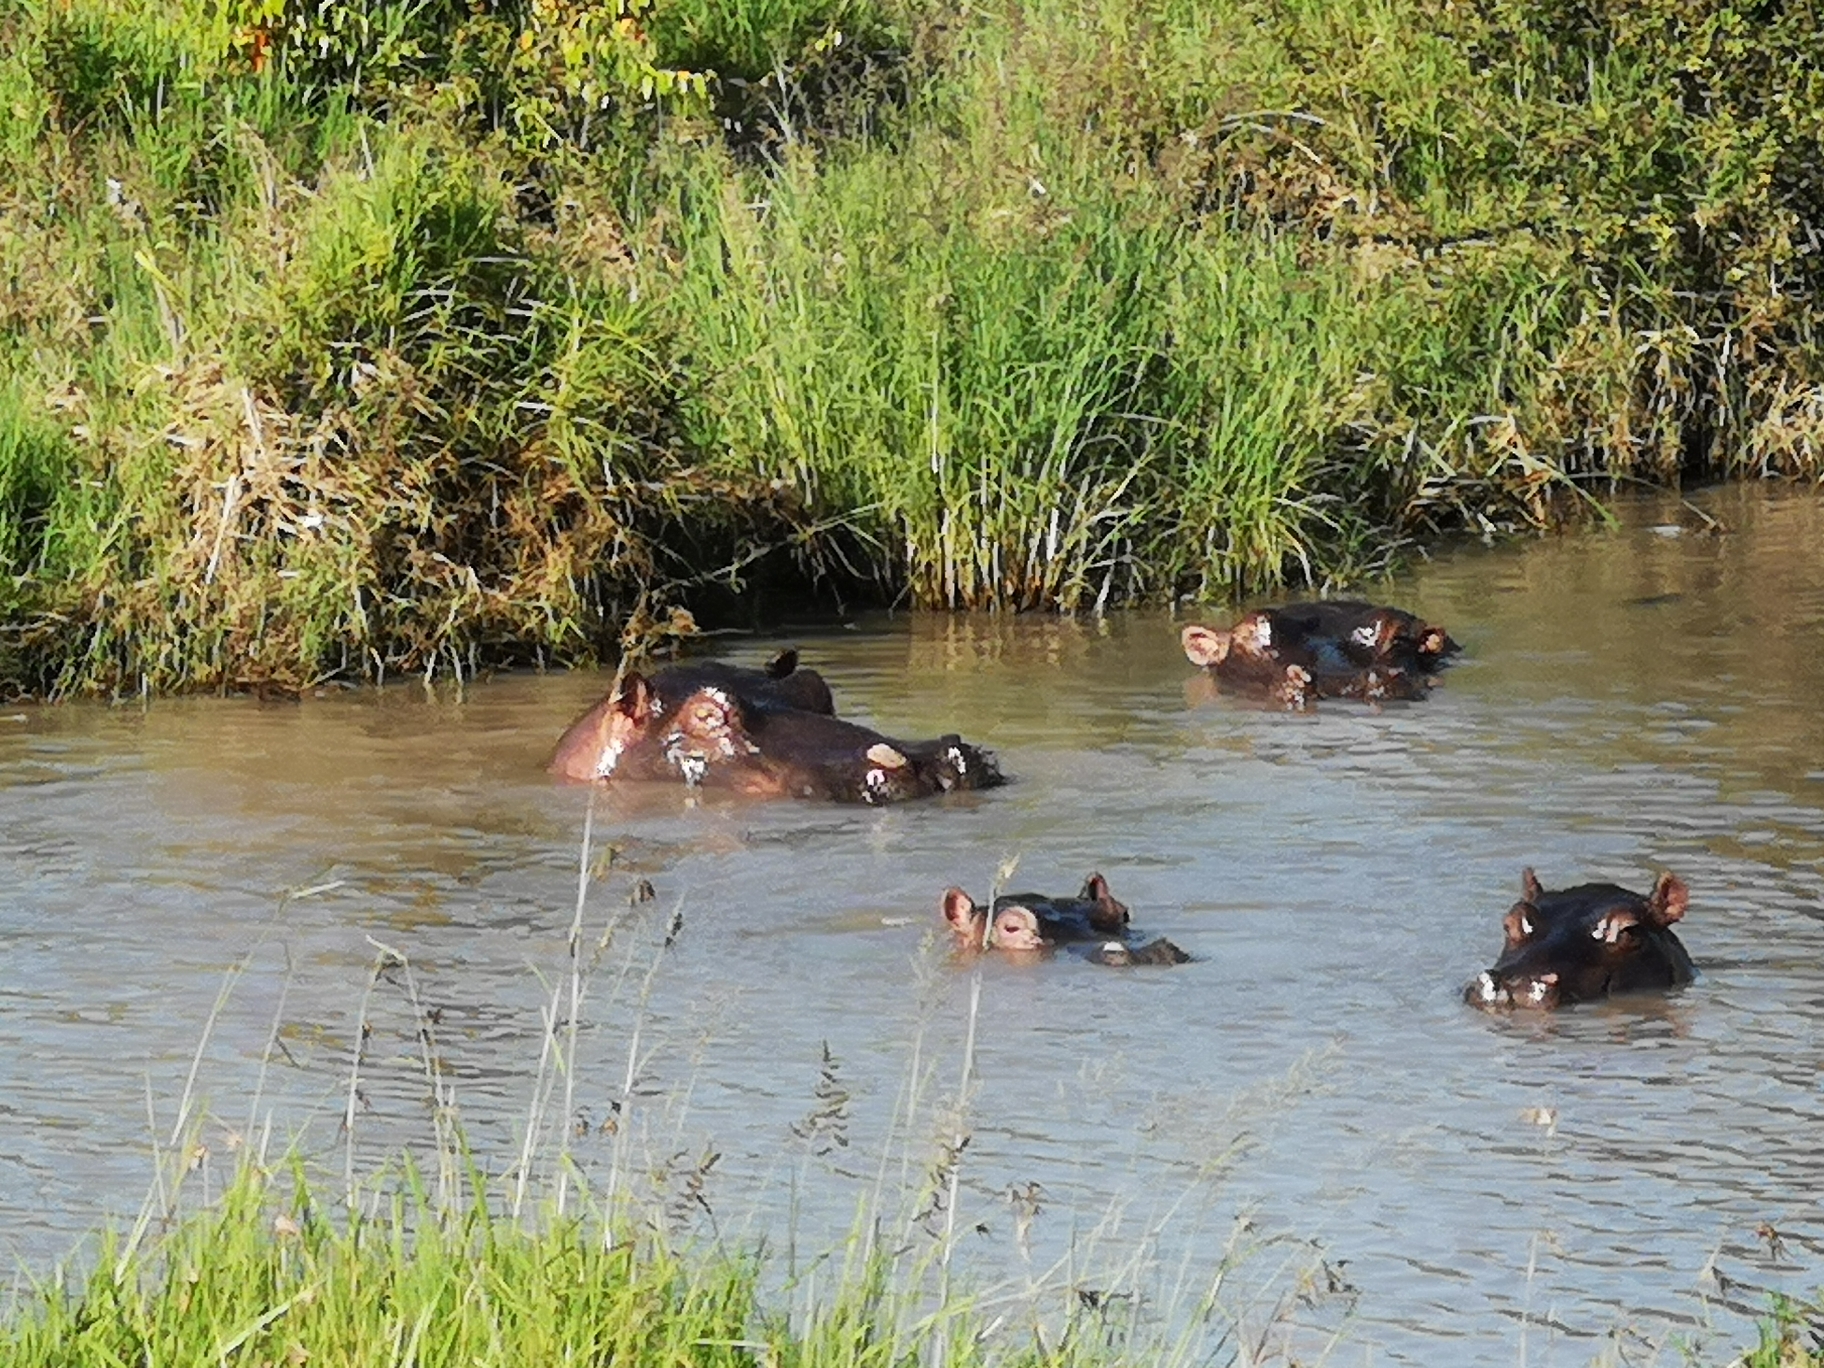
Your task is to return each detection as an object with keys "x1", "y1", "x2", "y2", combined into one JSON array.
[{"x1": 6, "y1": 486, "x2": 1824, "y2": 1363}]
